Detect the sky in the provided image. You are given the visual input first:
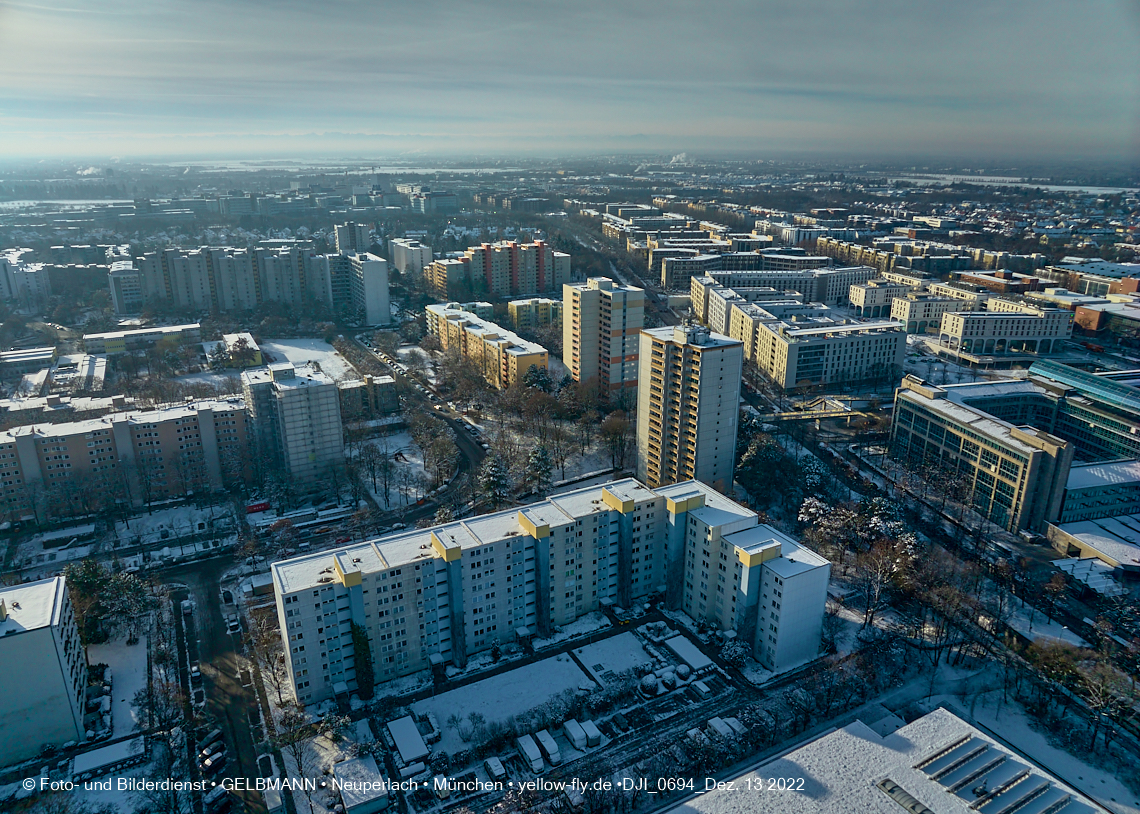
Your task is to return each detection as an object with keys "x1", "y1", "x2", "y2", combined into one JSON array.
[{"x1": 0, "y1": 0, "x2": 1138, "y2": 162}]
